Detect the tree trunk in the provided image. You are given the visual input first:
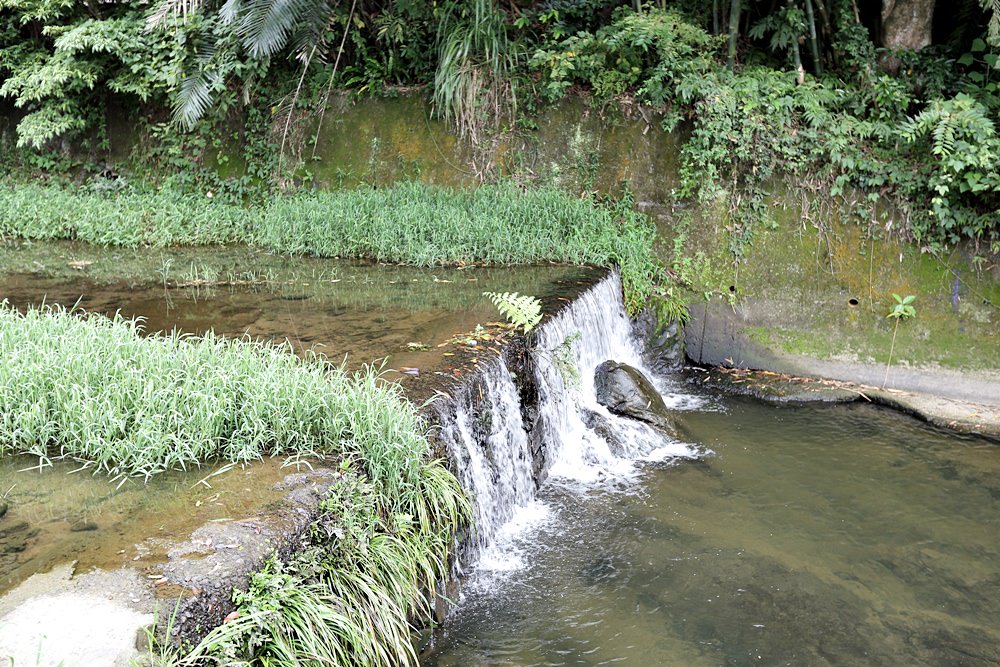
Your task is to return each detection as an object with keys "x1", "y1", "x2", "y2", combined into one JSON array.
[
  {"x1": 881, "y1": 0, "x2": 935, "y2": 51},
  {"x1": 804, "y1": 0, "x2": 822, "y2": 74},
  {"x1": 727, "y1": 0, "x2": 741, "y2": 71}
]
